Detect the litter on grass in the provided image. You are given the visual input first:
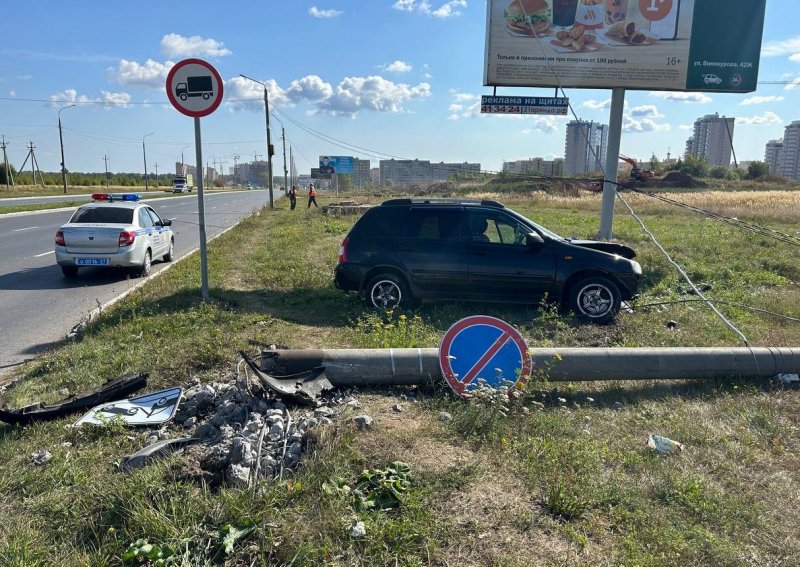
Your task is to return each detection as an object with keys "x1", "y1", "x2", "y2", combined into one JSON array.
[{"x1": 647, "y1": 434, "x2": 684, "y2": 454}]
